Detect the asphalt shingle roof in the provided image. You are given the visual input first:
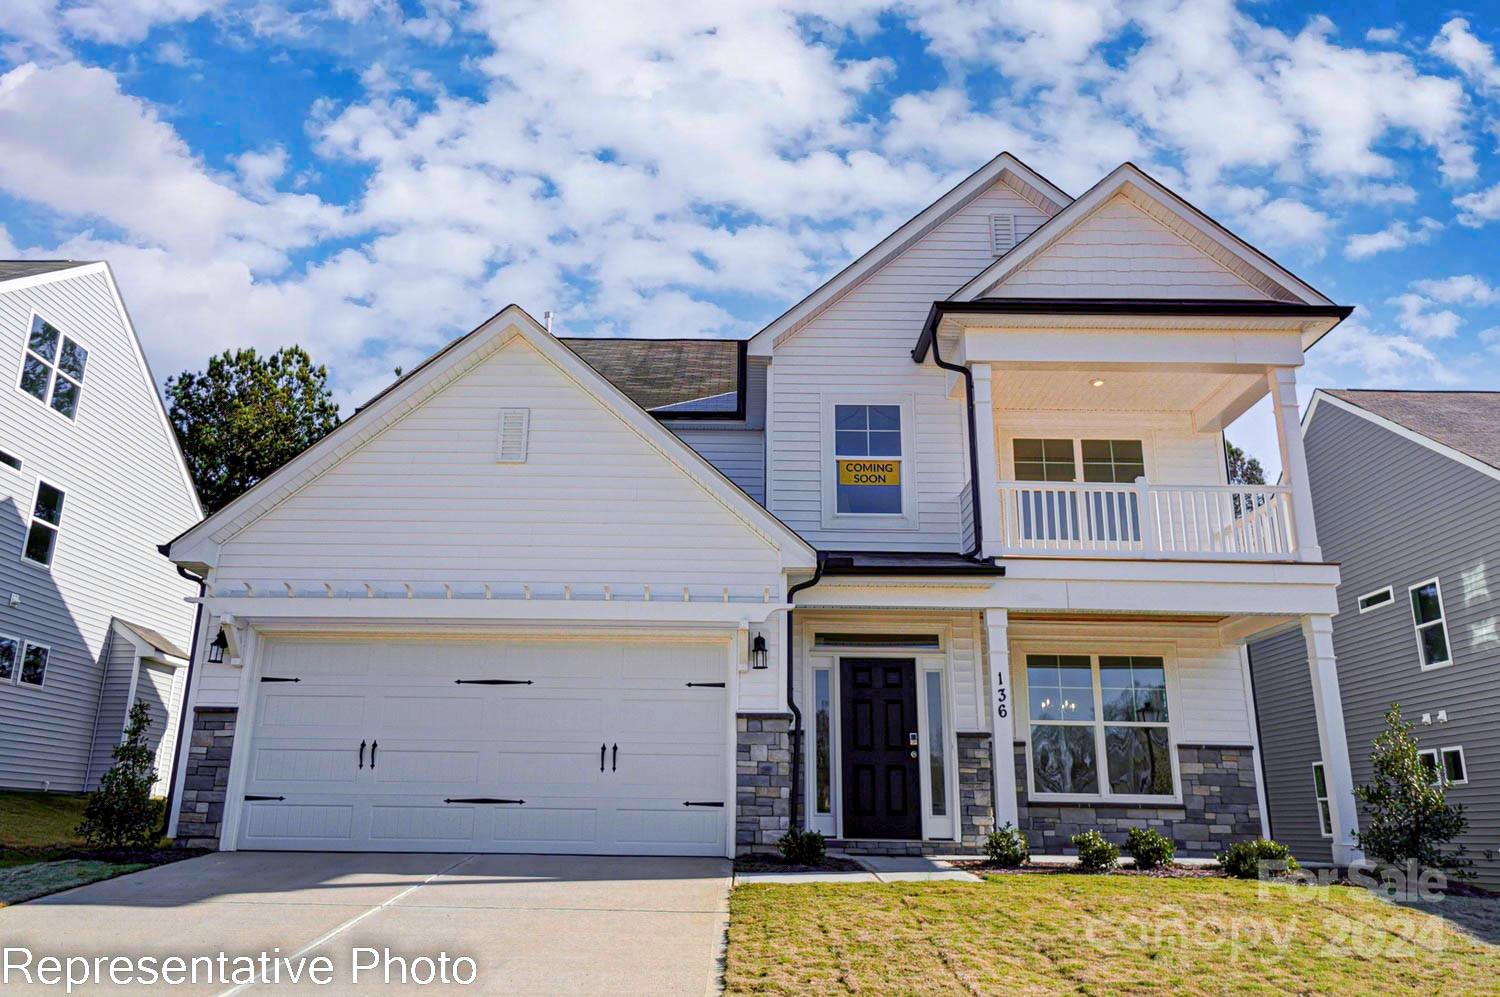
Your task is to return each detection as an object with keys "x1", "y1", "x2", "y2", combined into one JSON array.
[
  {"x1": 1325, "y1": 389, "x2": 1500, "y2": 471},
  {"x1": 0, "y1": 260, "x2": 90, "y2": 281},
  {"x1": 560, "y1": 338, "x2": 741, "y2": 414}
]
